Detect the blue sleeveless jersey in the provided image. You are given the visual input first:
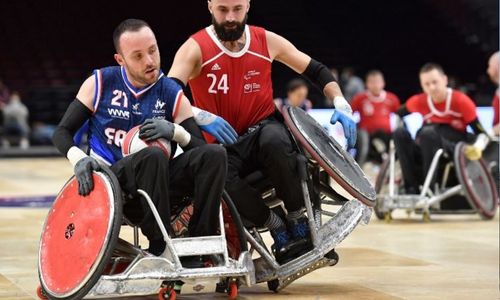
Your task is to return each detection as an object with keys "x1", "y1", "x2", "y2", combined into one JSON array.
[{"x1": 88, "y1": 66, "x2": 182, "y2": 165}]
